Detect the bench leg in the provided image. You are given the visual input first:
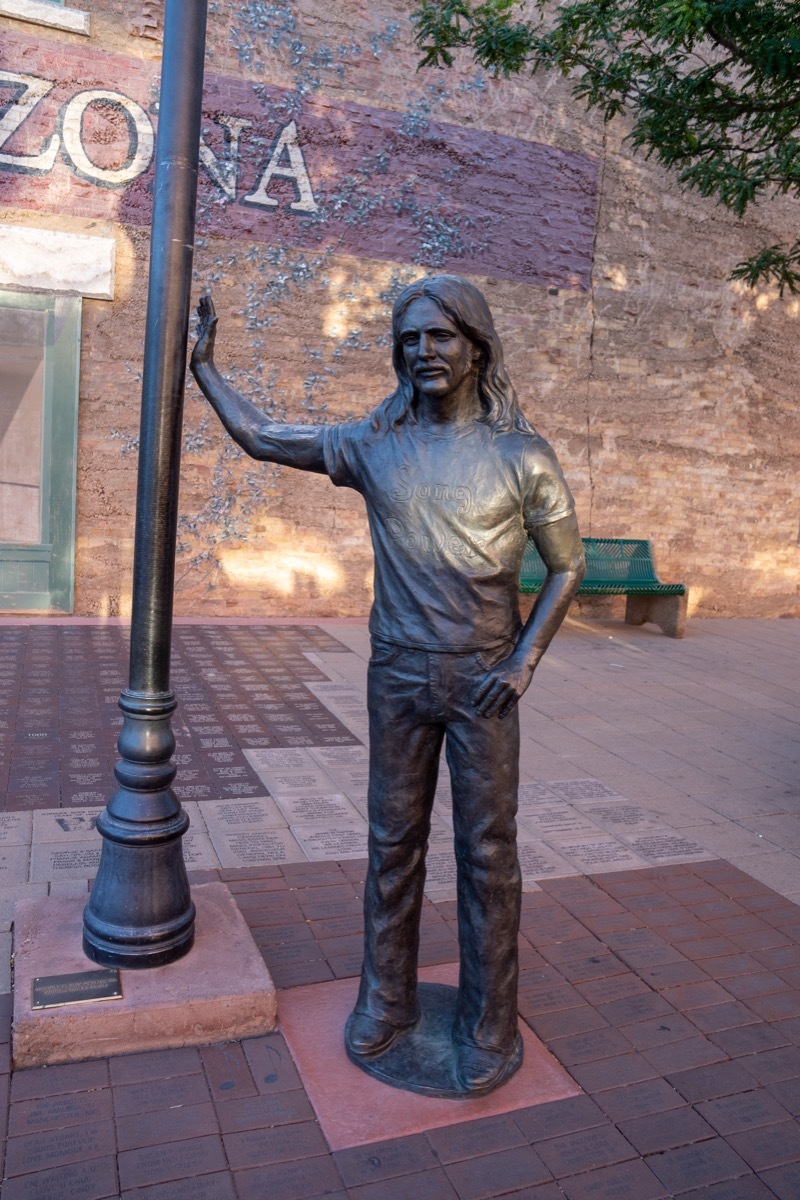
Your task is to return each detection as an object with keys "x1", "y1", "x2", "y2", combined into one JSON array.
[{"x1": 625, "y1": 594, "x2": 687, "y2": 638}]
